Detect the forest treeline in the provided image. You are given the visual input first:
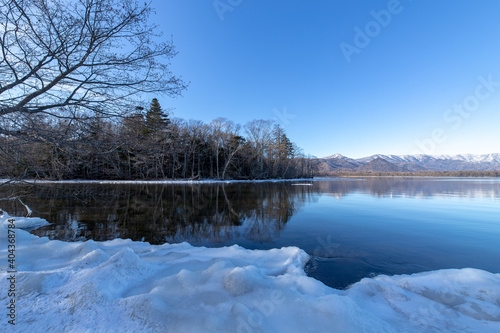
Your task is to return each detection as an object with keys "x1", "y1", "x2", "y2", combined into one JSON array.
[{"x1": 0, "y1": 99, "x2": 314, "y2": 180}]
